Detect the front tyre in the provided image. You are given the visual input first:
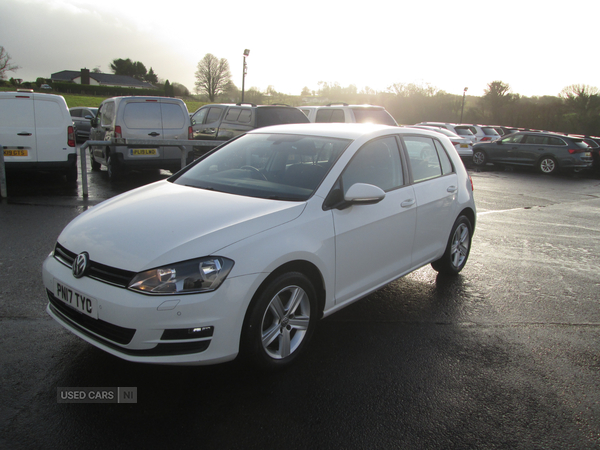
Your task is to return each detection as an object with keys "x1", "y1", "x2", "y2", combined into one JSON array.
[
  {"x1": 431, "y1": 215, "x2": 472, "y2": 275},
  {"x1": 242, "y1": 272, "x2": 318, "y2": 370}
]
